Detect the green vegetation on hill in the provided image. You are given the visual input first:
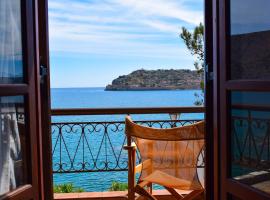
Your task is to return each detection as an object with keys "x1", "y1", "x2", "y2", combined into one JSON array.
[{"x1": 105, "y1": 69, "x2": 201, "y2": 91}]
